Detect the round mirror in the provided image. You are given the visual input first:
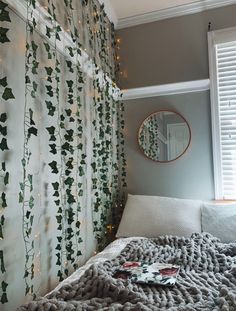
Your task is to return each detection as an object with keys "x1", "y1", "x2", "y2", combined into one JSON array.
[{"x1": 138, "y1": 110, "x2": 191, "y2": 162}]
